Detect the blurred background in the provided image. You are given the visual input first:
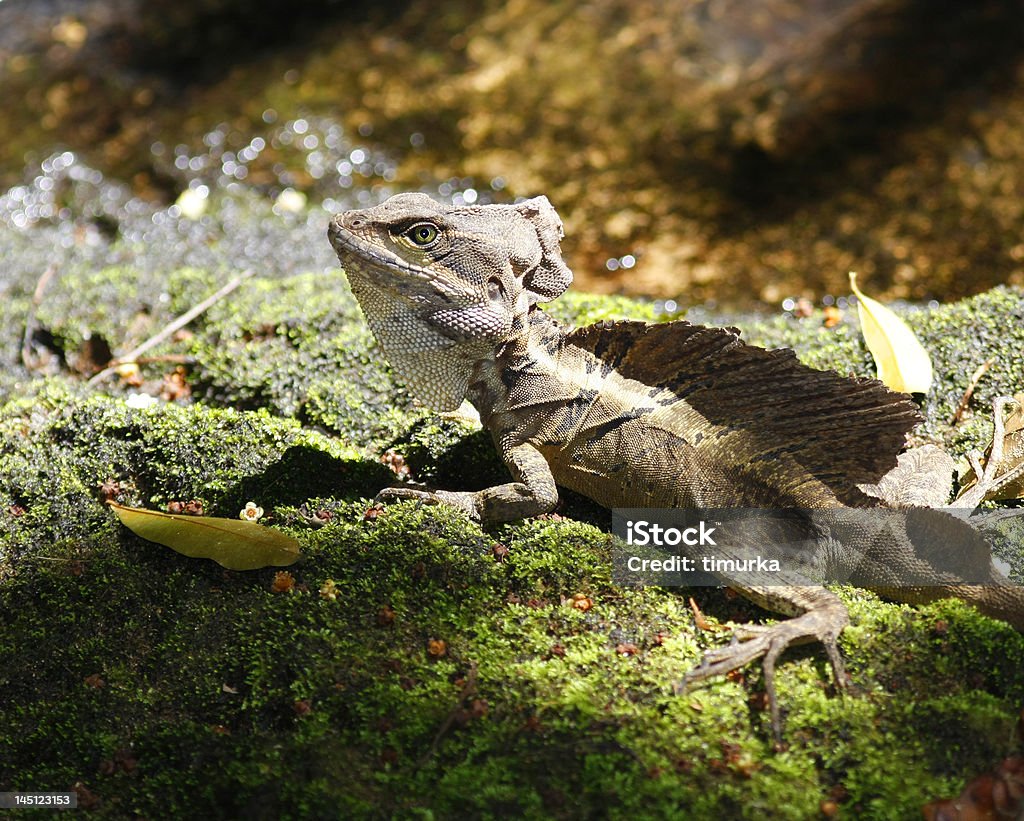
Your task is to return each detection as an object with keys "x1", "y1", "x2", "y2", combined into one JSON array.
[{"x1": 2, "y1": 0, "x2": 1024, "y2": 307}]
